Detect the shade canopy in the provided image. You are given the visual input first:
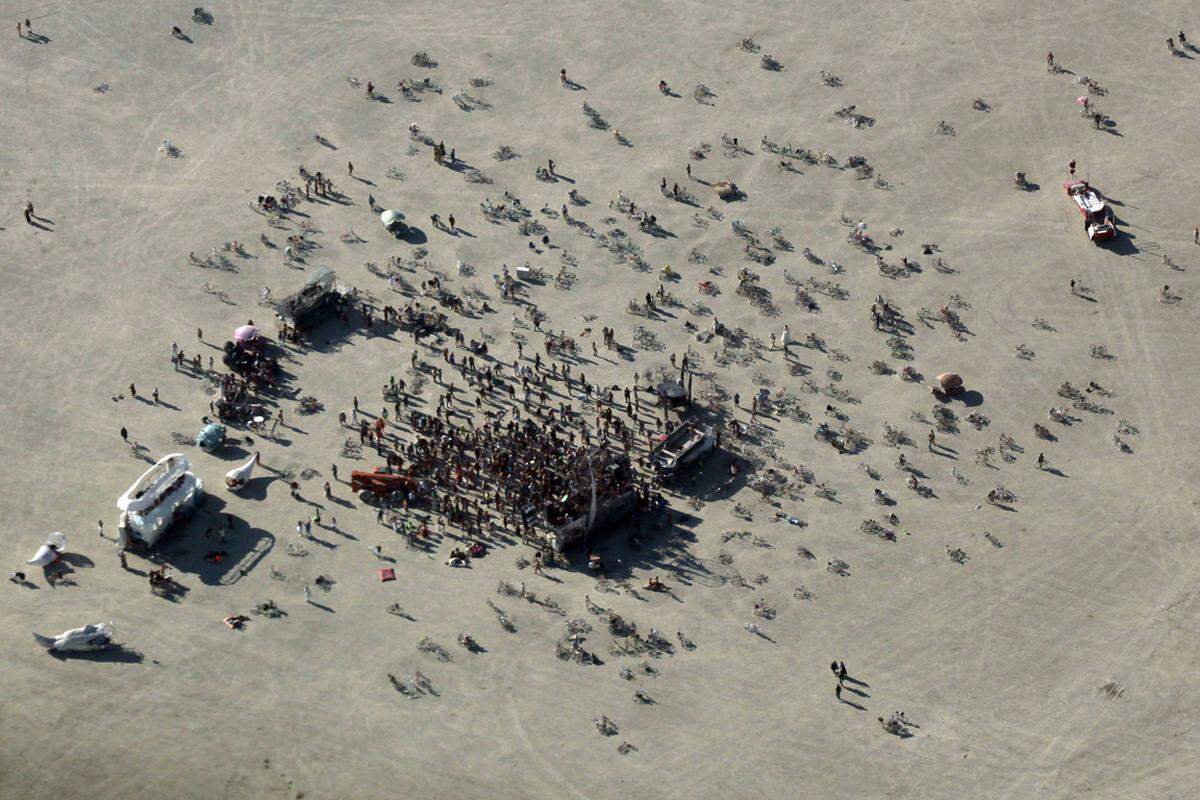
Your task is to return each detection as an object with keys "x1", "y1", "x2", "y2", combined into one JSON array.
[
  {"x1": 380, "y1": 210, "x2": 403, "y2": 227},
  {"x1": 233, "y1": 324, "x2": 258, "y2": 341}
]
